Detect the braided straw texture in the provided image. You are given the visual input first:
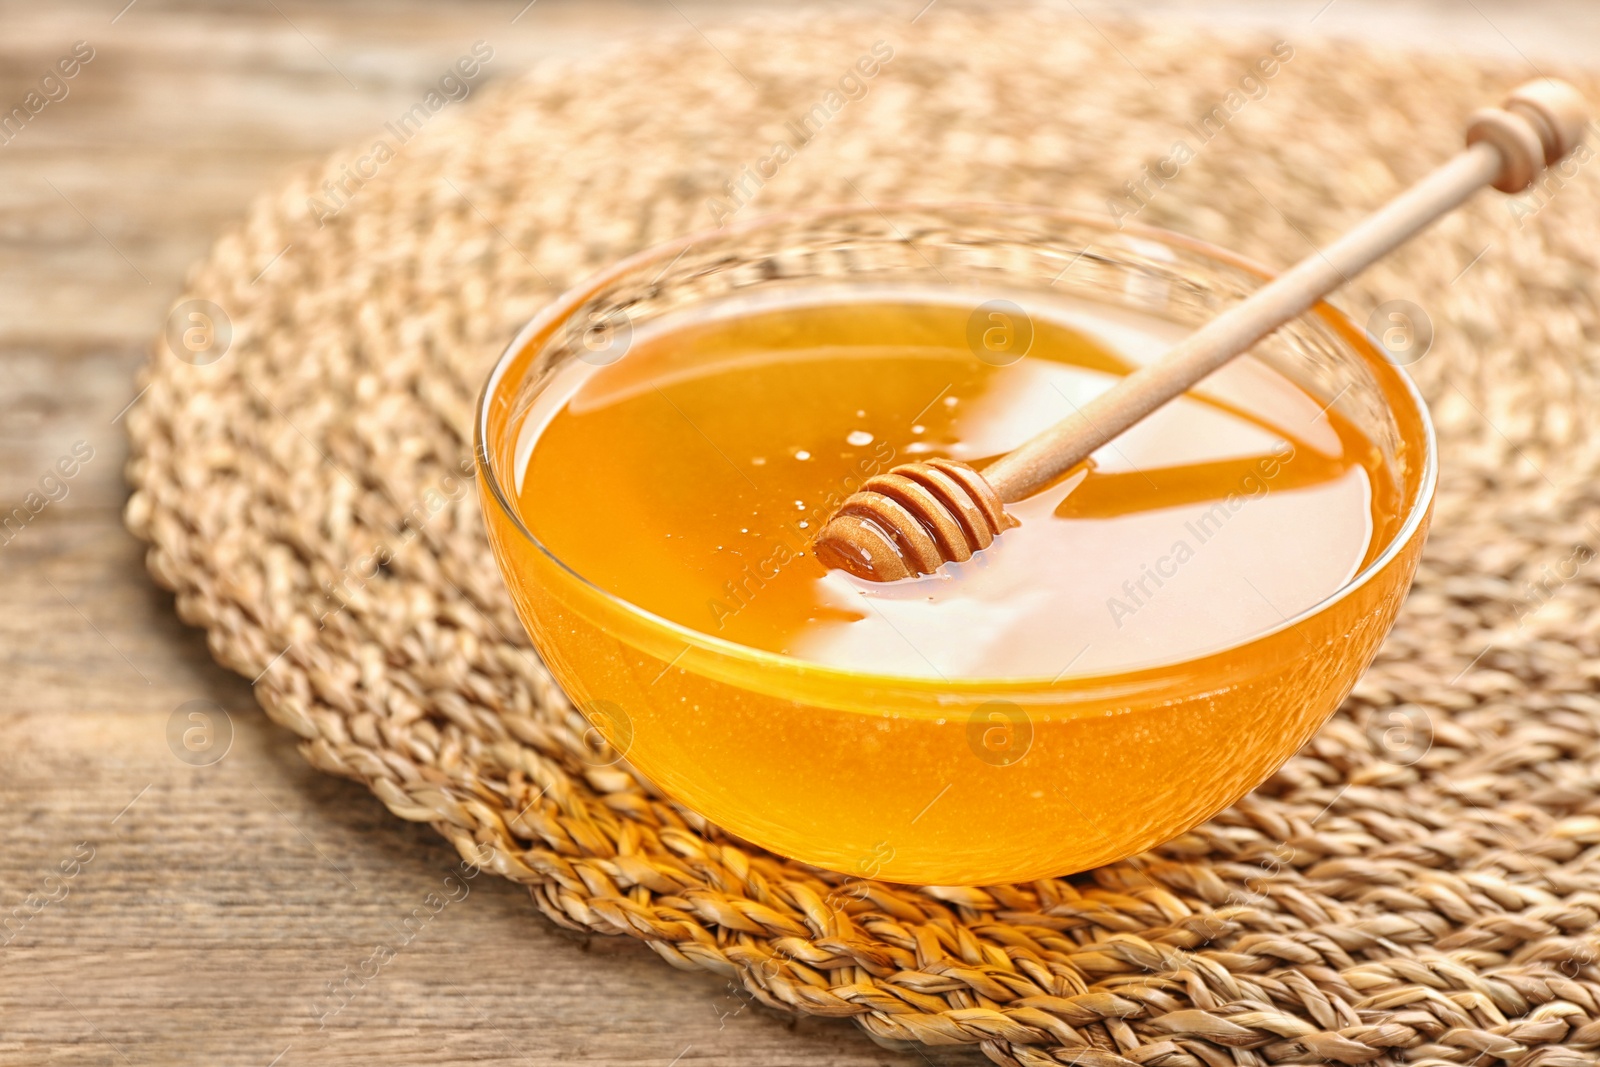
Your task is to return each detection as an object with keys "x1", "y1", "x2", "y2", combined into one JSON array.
[{"x1": 125, "y1": 9, "x2": 1600, "y2": 1065}]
